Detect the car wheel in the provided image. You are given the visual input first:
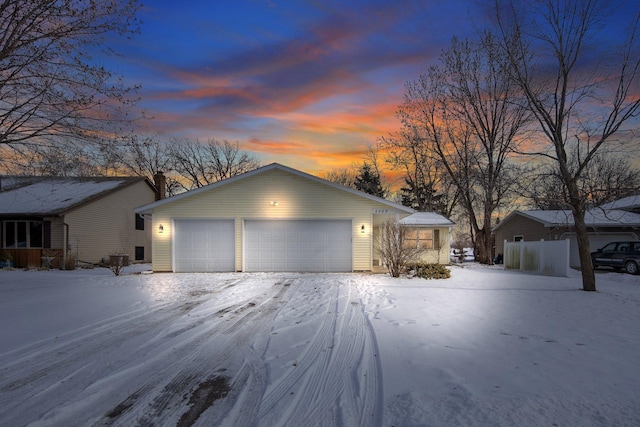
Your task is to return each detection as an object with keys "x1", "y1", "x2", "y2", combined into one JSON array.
[{"x1": 624, "y1": 261, "x2": 639, "y2": 275}]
